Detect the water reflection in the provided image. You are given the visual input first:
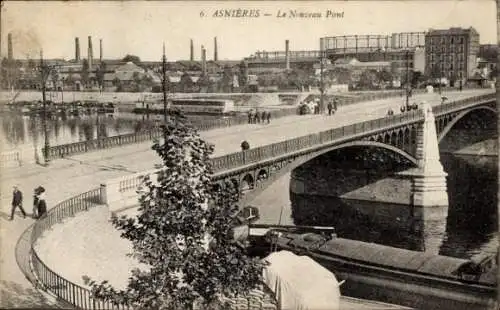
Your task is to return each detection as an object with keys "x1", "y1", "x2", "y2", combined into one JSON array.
[
  {"x1": 289, "y1": 153, "x2": 498, "y2": 259},
  {"x1": 0, "y1": 113, "x2": 184, "y2": 161}
]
